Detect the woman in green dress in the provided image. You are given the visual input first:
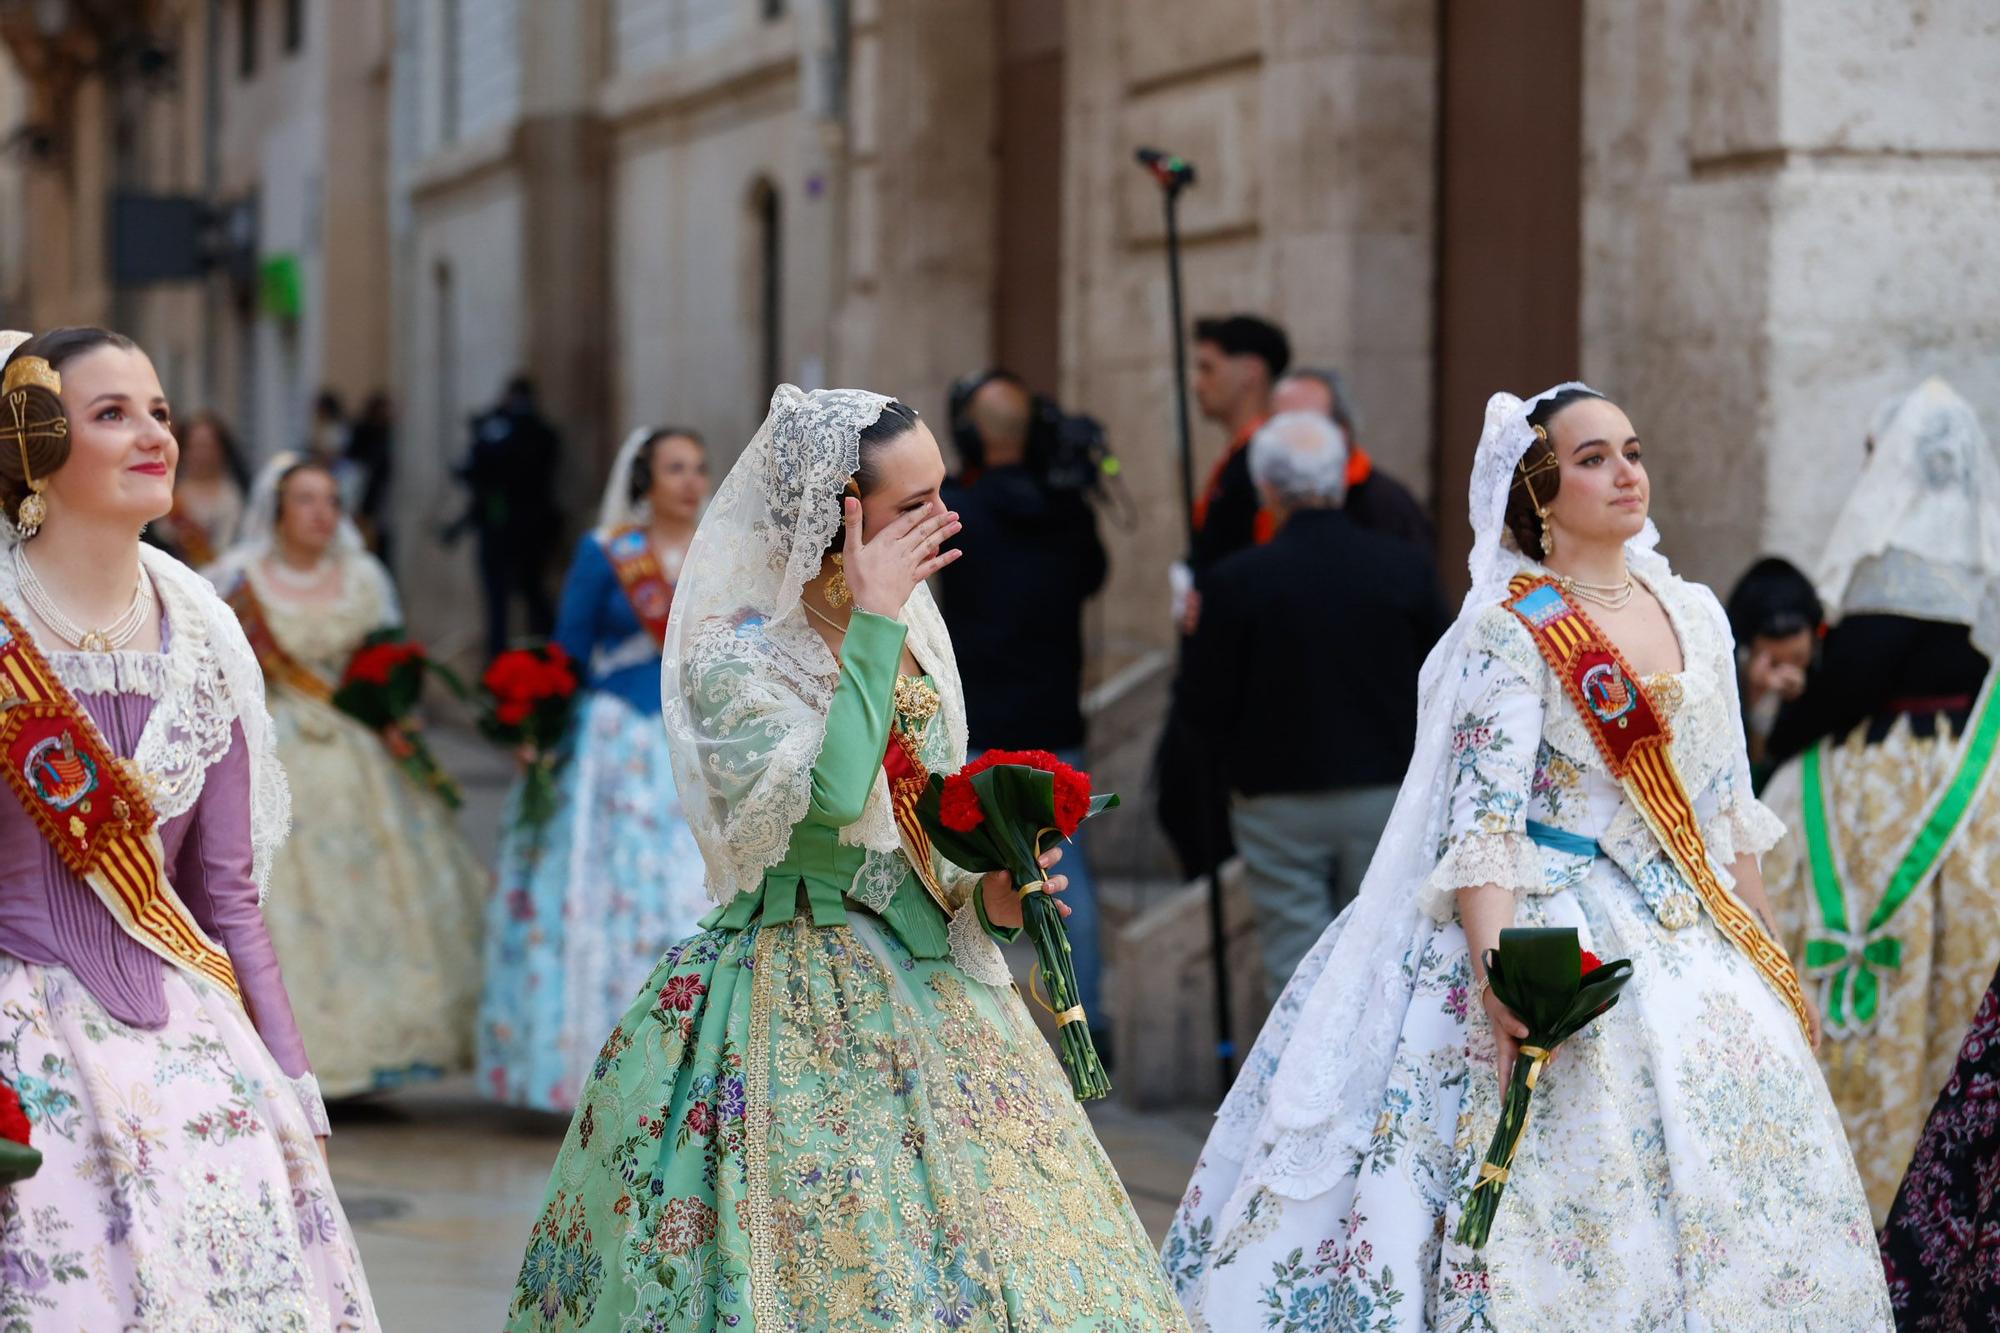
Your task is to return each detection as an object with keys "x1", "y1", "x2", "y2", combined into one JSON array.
[{"x1": 506, "y1": 386, "x2": 1188, "y2": 1331}]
